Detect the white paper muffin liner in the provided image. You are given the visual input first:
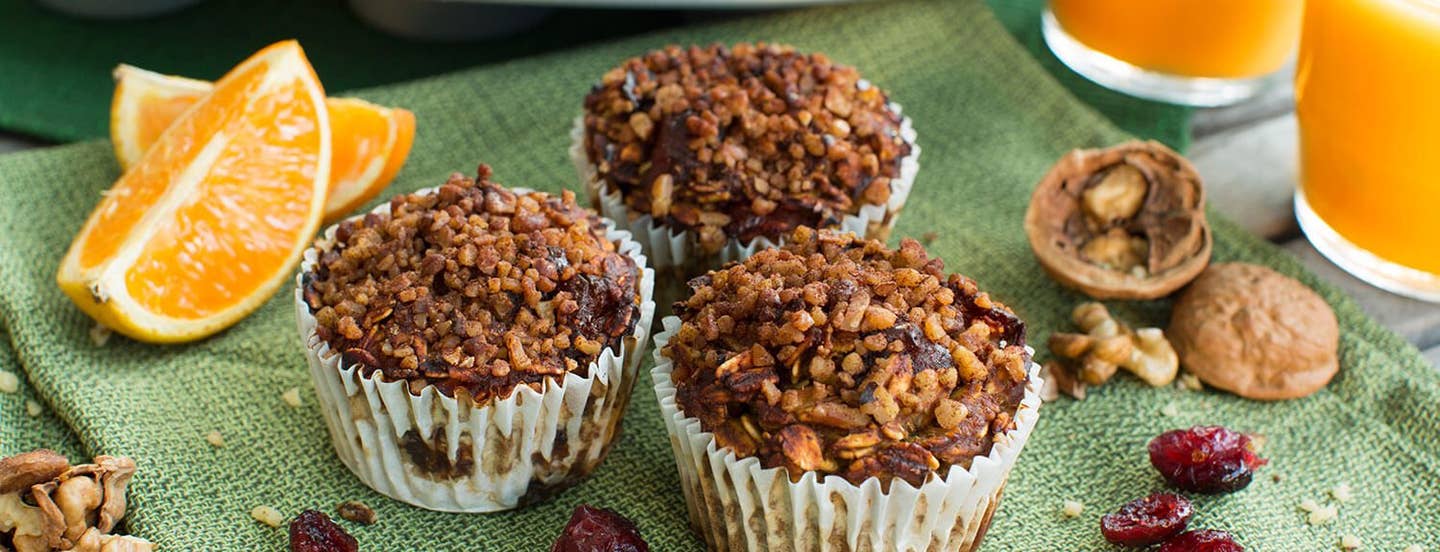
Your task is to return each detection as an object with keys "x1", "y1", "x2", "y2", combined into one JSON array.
[
  {"x1": 651, "y1": 316, "x2": 1042, "y2": 551},
  {"x1": 295, "y1": 186, "x2": 657, "y2": 513},
  {"x1": 570, "y1": 103, "x2": 920, "y2": 276}
]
